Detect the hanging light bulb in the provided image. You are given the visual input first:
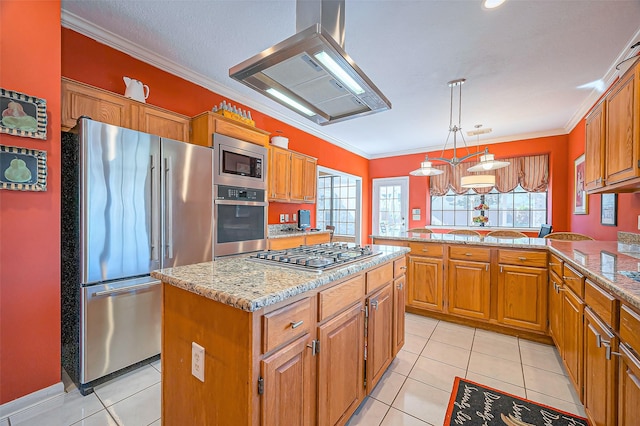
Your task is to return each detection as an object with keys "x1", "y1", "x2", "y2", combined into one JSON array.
[
  {"x1": 467, "y1": 150, "x2": 510, "y2": 172},
  {"x1": 410, "y1": 156, "x2": 444, "y2": 176},
  {"x1": 461, "y1": 125, "x2": 497, "y2": 188}
]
